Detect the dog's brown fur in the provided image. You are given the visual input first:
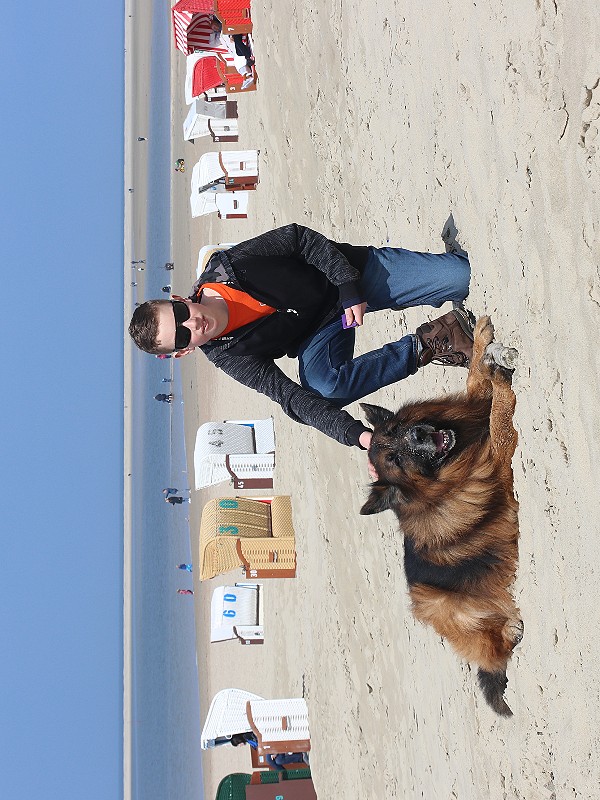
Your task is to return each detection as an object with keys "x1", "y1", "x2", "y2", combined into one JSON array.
[{"x1": 361, "y1": 317, "x2": 522, "y2": 715}]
